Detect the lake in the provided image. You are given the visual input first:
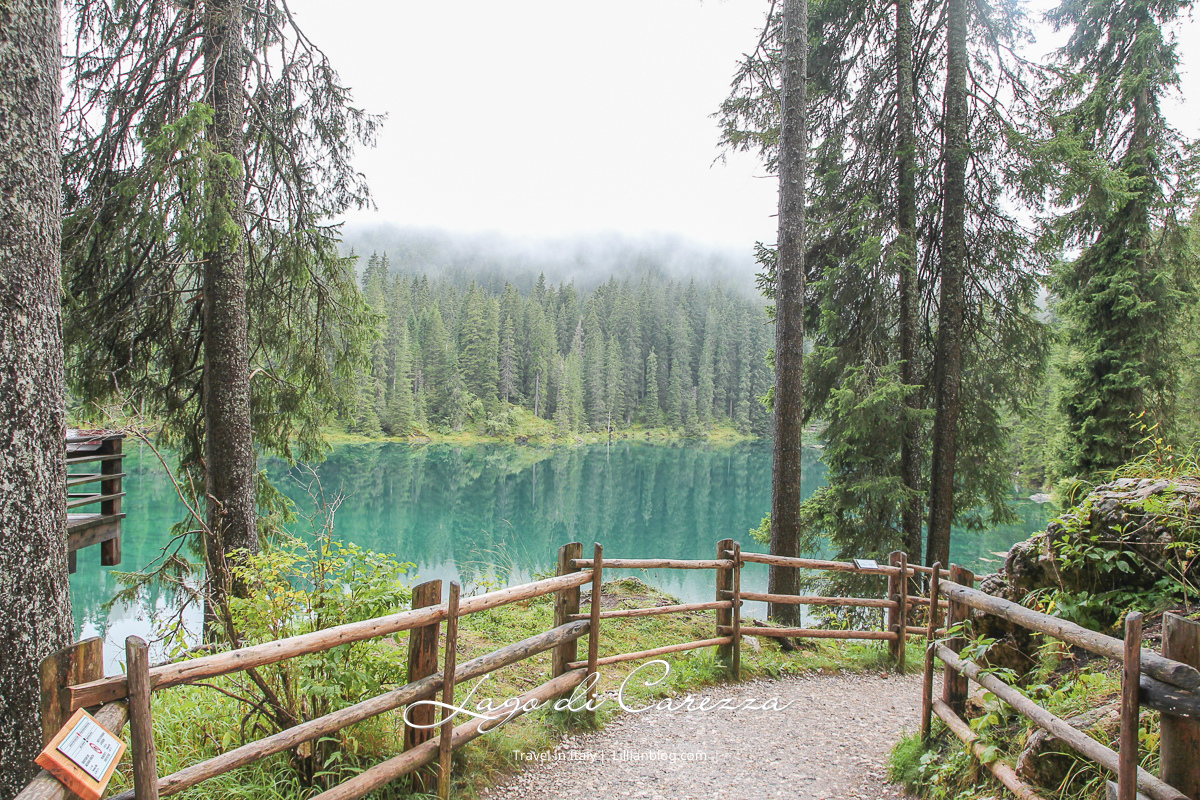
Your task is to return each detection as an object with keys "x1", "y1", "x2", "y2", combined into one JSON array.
[{"x1": 68, "y1": 440, "x2": 1055, "y2": 666}]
